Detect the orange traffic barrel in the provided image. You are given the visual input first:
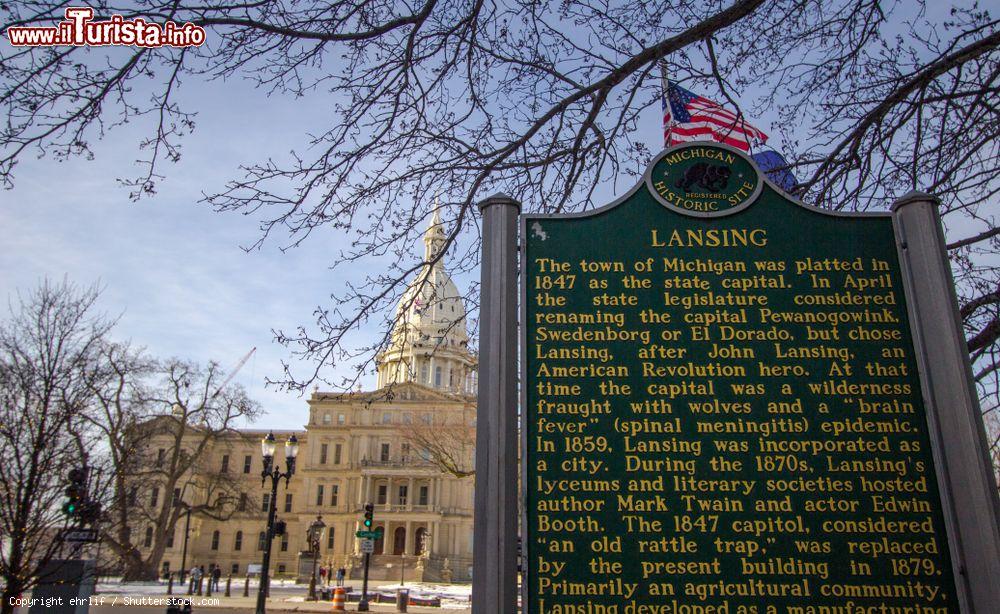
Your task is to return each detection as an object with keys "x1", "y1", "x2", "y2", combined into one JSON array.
[{"x1": 331, "y1": 587, "x2": 346, "y2": 611}]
